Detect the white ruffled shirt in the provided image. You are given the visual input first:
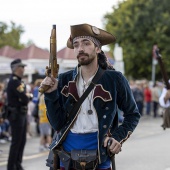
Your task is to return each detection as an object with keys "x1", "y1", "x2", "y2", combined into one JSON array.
[
  {"x1": 159, "y1": 88, "x2": 170, "y2": 108},
  {"x1": 70, "y1": 68, "x2": 98, "y2": 133}
]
